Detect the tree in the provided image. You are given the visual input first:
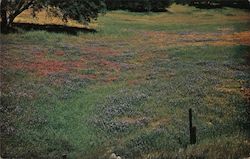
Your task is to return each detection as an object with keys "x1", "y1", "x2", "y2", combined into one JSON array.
[
  {"x1": 105, "y1": 0, "x2": 172, "y2": 12},
  {"x1": 0, "y1": 0, "x2": 106, "y2": 32}
]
